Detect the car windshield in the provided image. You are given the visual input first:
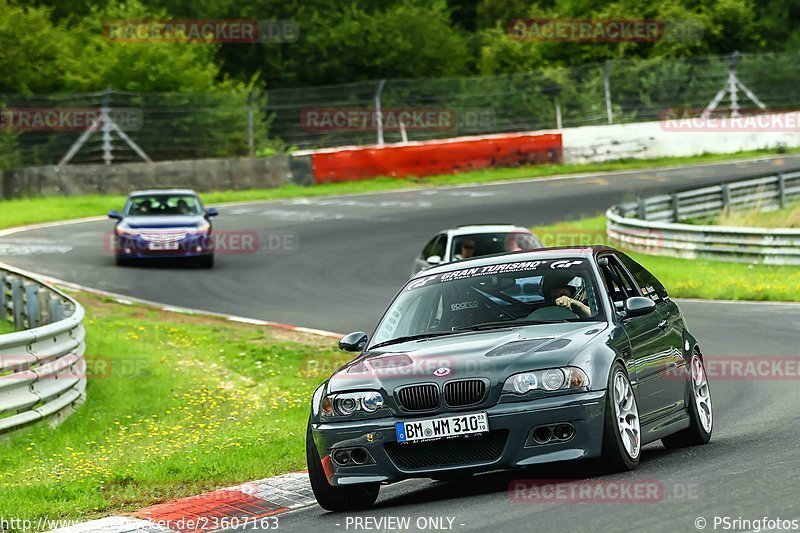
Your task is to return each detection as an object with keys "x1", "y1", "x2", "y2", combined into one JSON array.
[
  {"x1": 450, "y1": 232, "x2": 539, "y2": 261},
  {"x1": 124, "y1": 194, "x2": 202, "y2": 216},
  {"x1": 371, "y1": 257, "x2": 603, "y2": 348}
]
